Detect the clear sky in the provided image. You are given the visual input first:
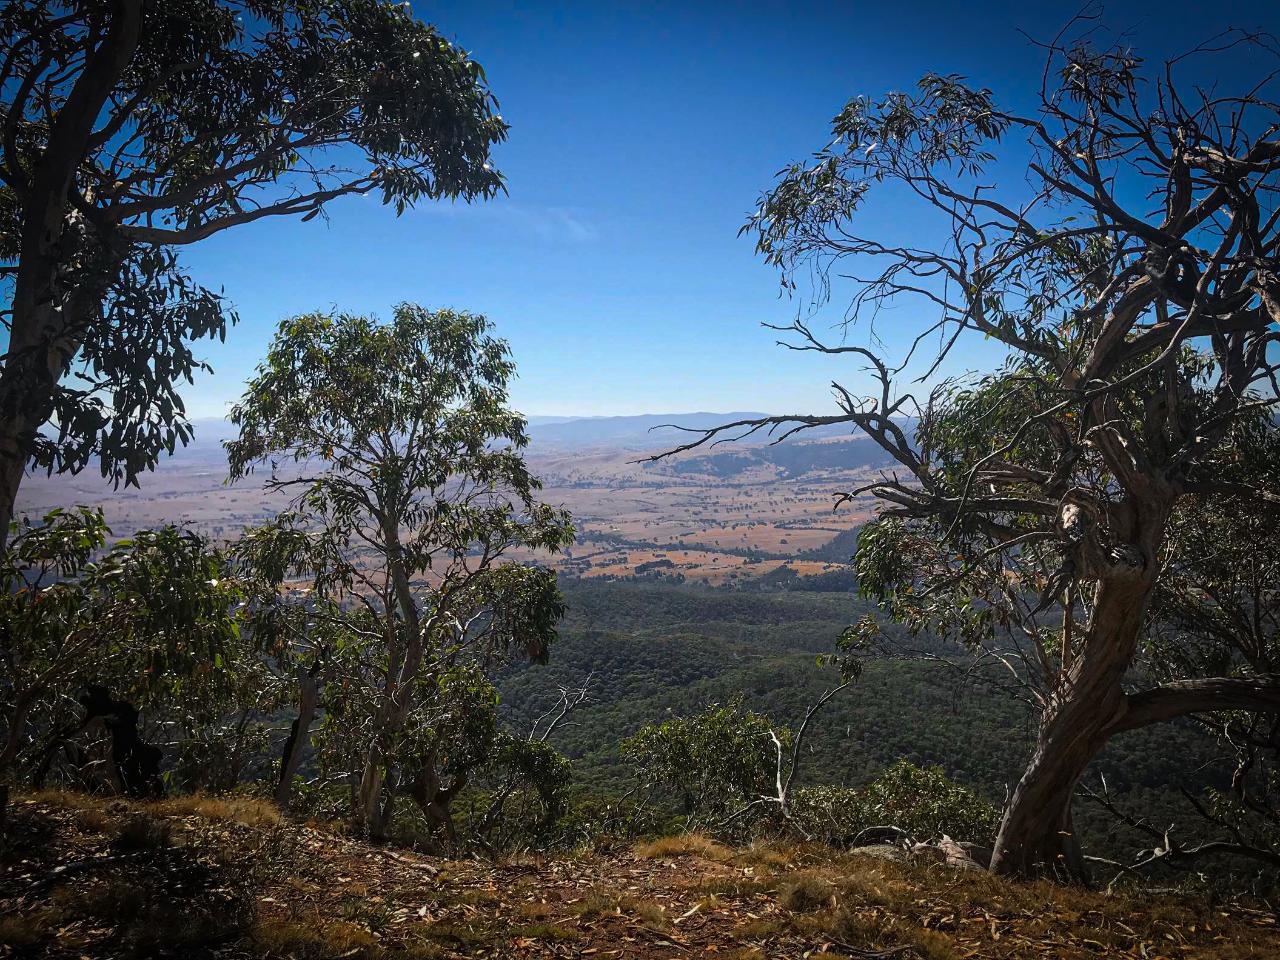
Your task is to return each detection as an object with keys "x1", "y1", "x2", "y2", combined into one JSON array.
[{"x1": 177, "y1": 0, "x2": 1280, "y2": 420}]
